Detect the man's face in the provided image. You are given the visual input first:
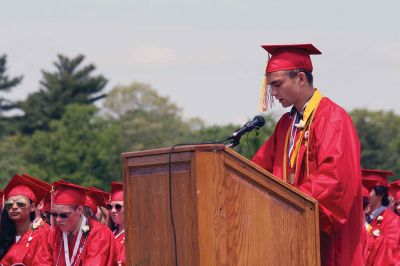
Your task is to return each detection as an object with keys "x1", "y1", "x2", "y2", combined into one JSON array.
[
  {"x1": 52, "y1": 204, "x2": 83, "y2": 232},
  {"x1": 268, "y1": 70, "x2": 302, "y2": 108},
  {"x1": 369, "y1": 189, "x2": 382, "y2": 209}
]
